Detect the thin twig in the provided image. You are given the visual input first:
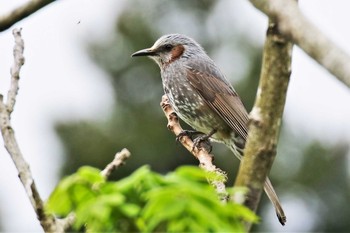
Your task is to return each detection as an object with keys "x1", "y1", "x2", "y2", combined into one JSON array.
[
  {"x1": 7, "y1": 28, "x2": 24, "y2": 112},
  {"x1": 100, "y1": 148, "x2": 131, "y2": 178},
  {"x1": 160, "y1": 95, "x2": 227, "y2": 198},
  {"x1": 0, "y1": 28, "x2": 57, "y2": 232},
  {"x1": 0, "y1": 0, "x2": 56, "y2": 32},
  {"x1": 55, "y1": 212, "x2": 76, "y2": 232},
  {"x1": 249, "y1": 0, "x2": 350, "y2": 88}
]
